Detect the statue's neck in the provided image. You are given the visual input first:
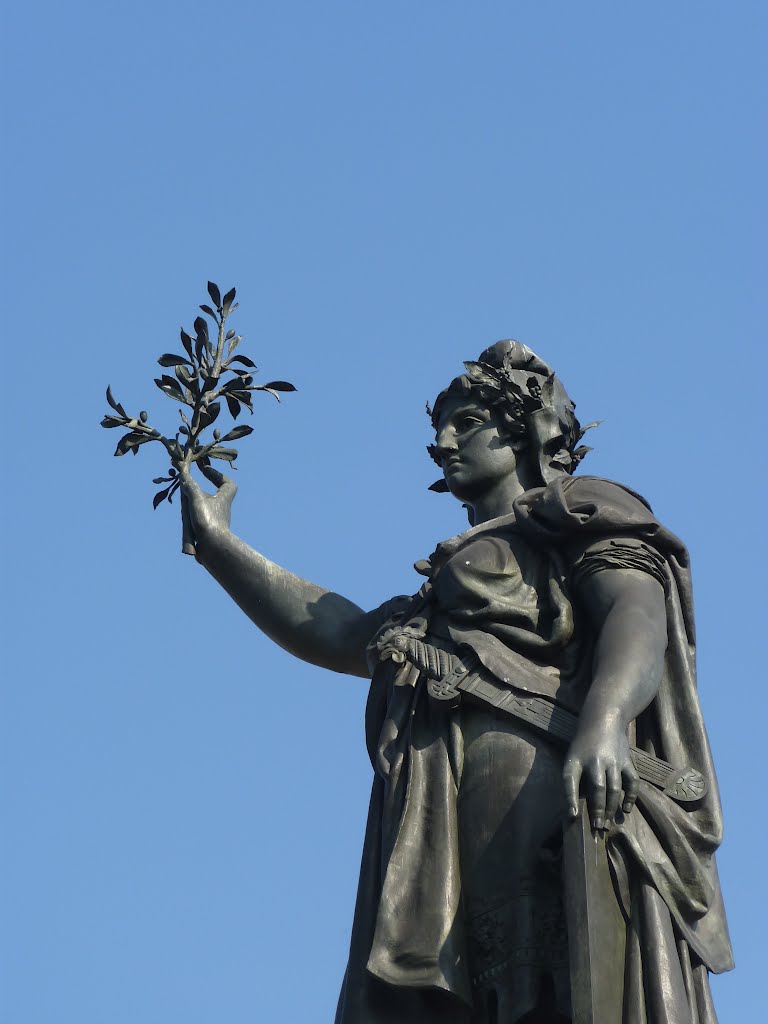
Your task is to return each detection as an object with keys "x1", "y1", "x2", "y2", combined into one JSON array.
[{"x1": 468, "y1": 464, "x2": 538, "y2": 526}]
